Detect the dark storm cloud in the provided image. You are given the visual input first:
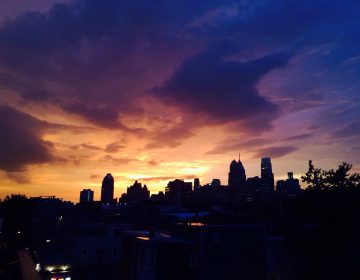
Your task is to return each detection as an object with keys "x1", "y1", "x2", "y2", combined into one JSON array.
[
  {"x1": 0, "y1": 0, "x2": 225, "y2": 53},
  {"x1": 0, "y1": 0, "x2": 227, "y2": 129},
  {"x1": 153, "y1": 52, "x2": 290, "y2": 131},
  {"x1": 0, "y1": 0, "x2": 295, "y2": 136},
  {"x1": 0, "y1": 0, "x2": 359, "y2": 150},
  {"x1": 0, "y1": 106, "x2": 92, "y2": 181},
  {"x1": 64, "y1": 103, "x2": 124, "y2": 129},
  {"x1": 254, "y1": 146, "x2": 298, "y2": 159},
  {"x1": 0, "y1": 106, "x2": 54, "y2": 173}
]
